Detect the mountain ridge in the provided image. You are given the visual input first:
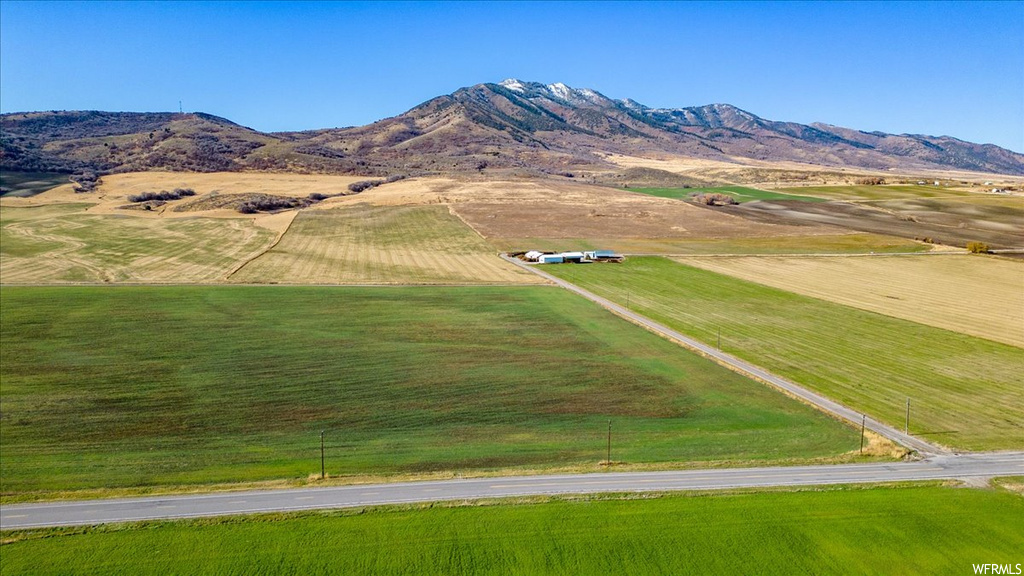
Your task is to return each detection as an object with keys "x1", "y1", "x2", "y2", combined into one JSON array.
[{"x1": 2, "y1": 79, "x2": 1022, "y2": 176}]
